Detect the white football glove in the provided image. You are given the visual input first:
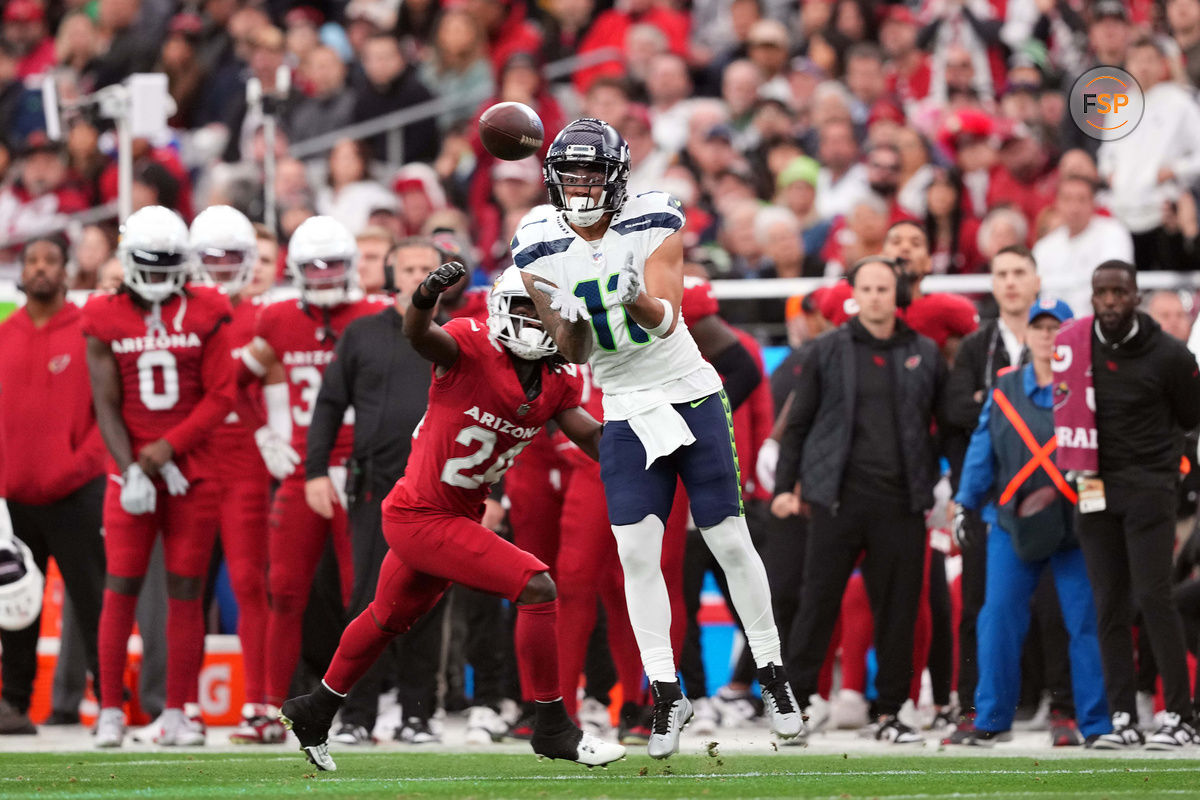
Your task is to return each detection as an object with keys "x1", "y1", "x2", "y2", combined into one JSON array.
[
  {"x1": 160, "y1": 460, "x2": 190, "y2": 496},
  {"x1": 614, "y1": 252, "x2": 641, "y2": 304},
  {"x1": 255, "y1": 426, "x2": 301, "y2": 480},
  {"x1": 533, "y1": 281, "x2": 589, "y2": 323},
  {"x1": 120, "y1": 464, "x2": 157, "y2": 516},
  {"x1": 755, "y1": 438, "x2": 780, "y2": 495}
]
